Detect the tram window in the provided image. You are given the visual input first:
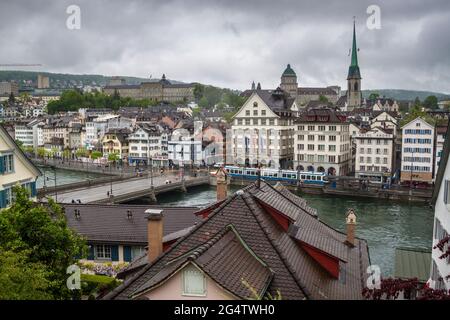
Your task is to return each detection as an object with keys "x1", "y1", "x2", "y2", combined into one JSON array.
[
  {"x1": 301, "y1": 175, "x2": 306, "y2": 180},
  {"x1": 306, "y1": 175, "x2": 311, "y2": 180},
  {"x1": 311, "y1": 176, "x2": 316, "y2": 180}
]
